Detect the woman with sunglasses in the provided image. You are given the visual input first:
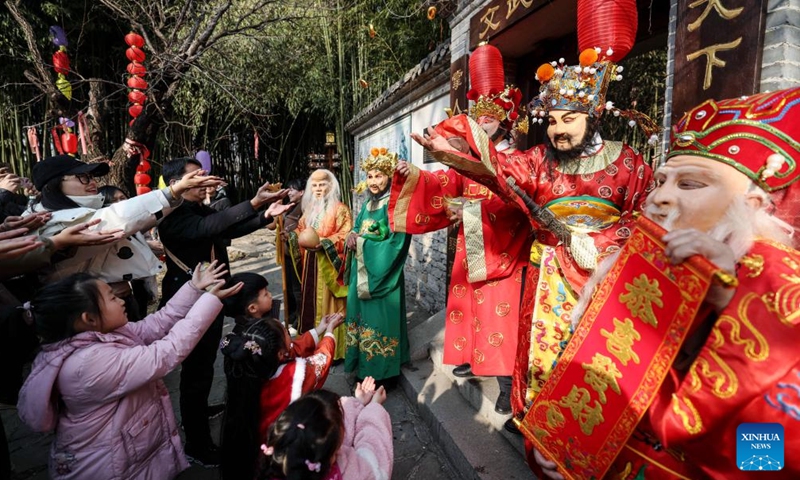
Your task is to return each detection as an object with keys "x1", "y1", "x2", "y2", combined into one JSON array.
[{"x1": 25, "y1": 155, "x2": 222, "y2": 319}]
